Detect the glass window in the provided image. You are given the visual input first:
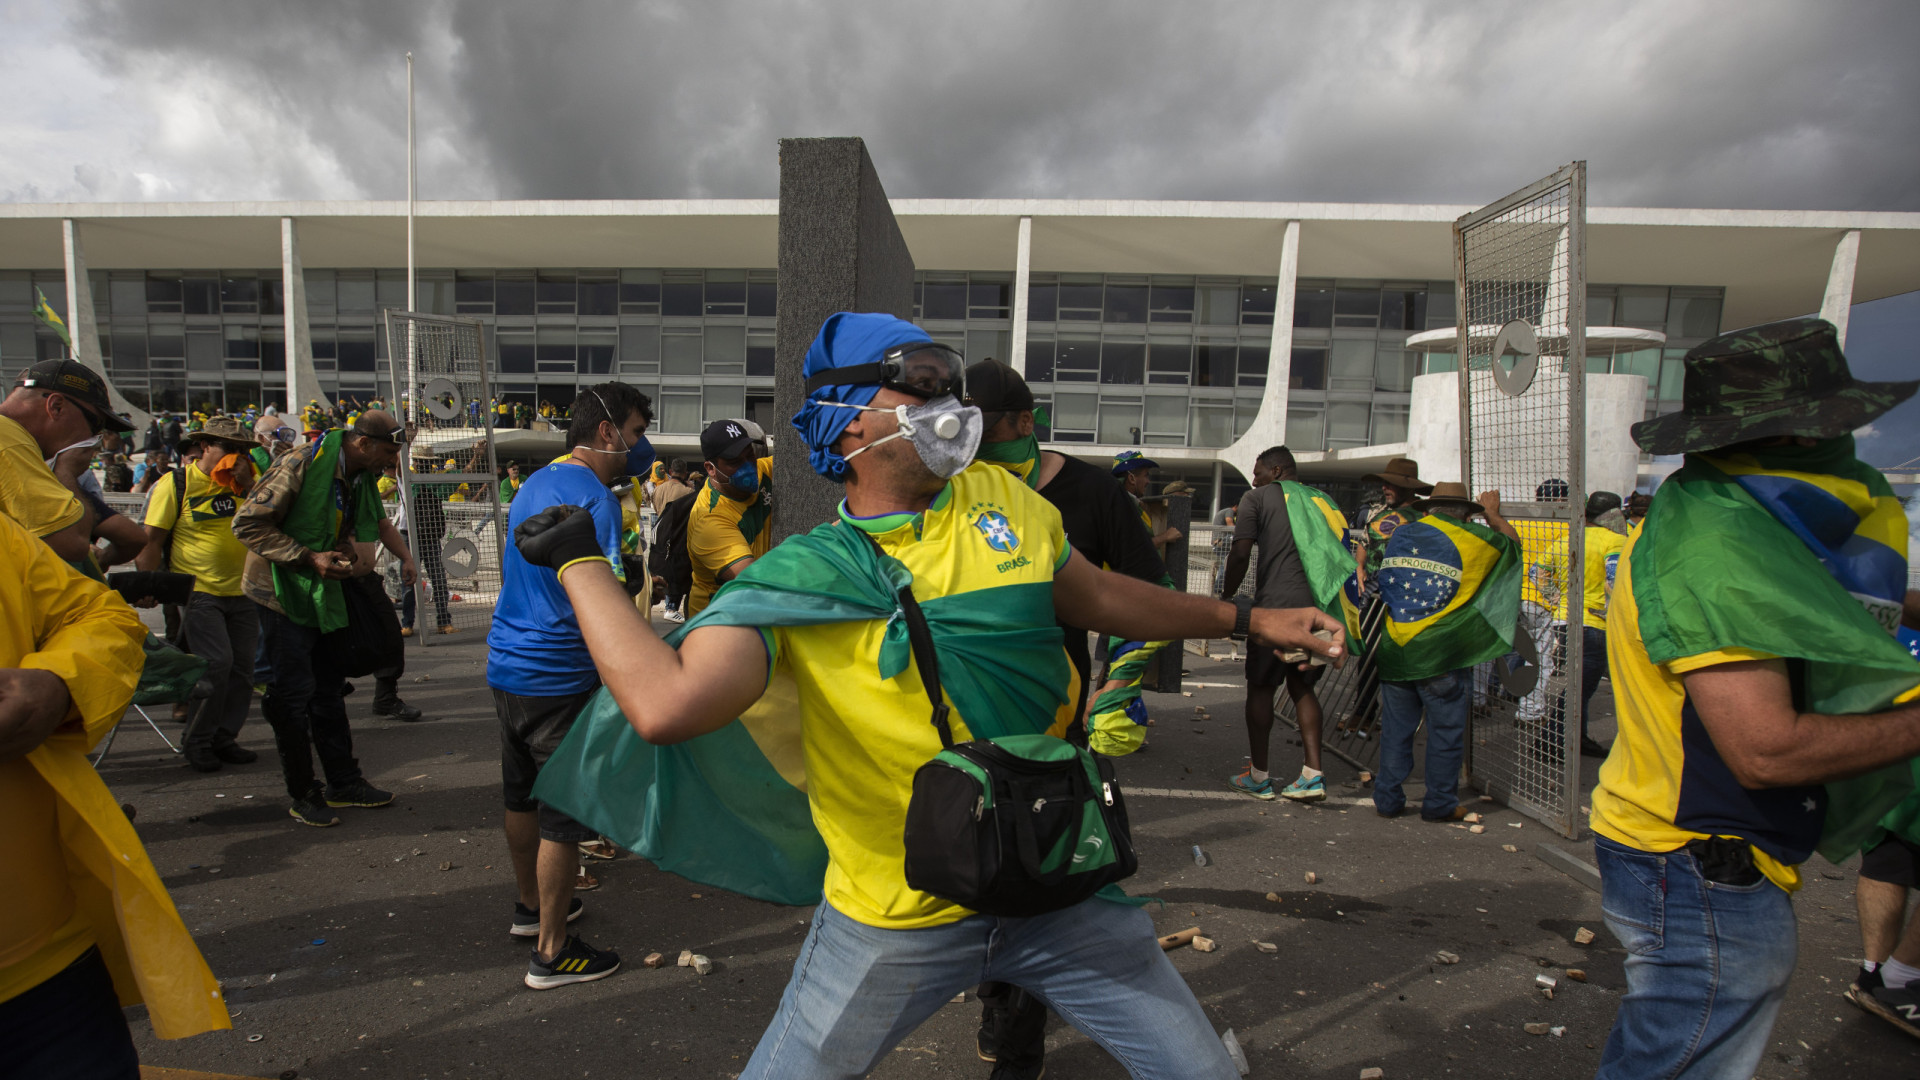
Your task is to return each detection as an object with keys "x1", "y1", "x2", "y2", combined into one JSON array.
[
  {"x1": 1421, "y1": 351, "x2": 1457, "y2": 375},
  {"x1": 1286, "y1": 407, "x2": 1324, "y2": 451},
  {"x1": 1659, "y1": 348, "x2": 1687, "y2": 400},
  {"x1": 1373, "y1": 404, "x2": 1409, "y2": 444},
  {"x1": 221, "y1": 276, "x2": 259, "y2": 313},
  {"x1": 375, "y1": 272, "x2": 407, "y2": 311},
  {"x1": 1374, "y1": 347, "x2": 1417, "y2": 392},
  {"x1": 1052, "y1": 391, "x2": 1096, "y2": 432},
  {"x1": 536, "y1": 326, "x2": 575, "y2": 370},
  {"x1": 661, "y1": 282, "x2": 703, "y2": 318},
  {"x1": 535, "y1": 274, "x2": 576, "y2": 314},
  {"x1": 495, "y1": 276, "x2": 535, "y2": 317},
  {"x1": 338, "y1": 329, "x2": 377, "y2": 372},
  {"x1": 112, "y1": 332, "x2": 147, "y2": 371},
  {"x1": 704, "y1": 325, "x2": 746, "y2": 366},
  {"x1": 661, "y1": 329, "x2": 702, "y2": 375},
  {"x1": 620, "y1": 269, "x2": 661, "y2": 311},
  {"x1": 1100, "y1": 342, "x2": 1144, "y2": 384},
  {"x1": 1056, "y1": 336, "x2": 1100, "y2": 381},
  {"x1": 1586, "y1": 290, "x2": 1615, "y2": 327},
  {"x1": 149, "y1": 332, "x2": 184, "y2": 358},
  {"x1": 455, "y1": 273, "x2": 494, "y2": 314},
  {"x1": 1238, "y1": 342, "x2": 1270, "y2": 387},
  {"x1": 1235, "y1": 400, "x2": 1258, "y2": 437},
  {"x1": 748, "y1": 281, "x2": 778, "y2": 318},
  {"x1": 1027, "y1": 283, "x2": 1057, "y2": 322},
  {"x1": 705, "y1": 280, "x2": 746, "y2": 316},
  {"x1": 1290, "y1": 343, "x2": 1320, "y2": 386},
  {"x1": 1148, "y1": 342, "x2": 1190, "y2": 385},
  {"x1": 1143, "y1": 395, "x2": 1185, "y2": 435},
  {"x1": 186, "y1": 331, "x2": 222, "y2": 370},
  {"x1": 142, "y1": 274, "x2": 183, "y2": 314},
  {"x1": 1618, "y1": 286, "x2": 1668, "y2": 328},
  {"x1": 1241, "y1": 283, "x2": 1277, "y2": 325},
  {"x1": 966, "y1": 329, "x2": 1011, "y2": 365},
  {"x1": 658, "y1": 391, "x2": 701, "y2": 433},
  {"x1": 1330, "y1": 339, "x2": 1375, "y2": 388},
  {"x1": 1293, "y1": 285, "x2": 1333, "y2": 328},
  {"x1": 259, "y1": 330, "x2": 284, "y2": 371},
  {"x1": 1380, "y1": 289, "x2": 1426, "y2": 331},
  {"x1": 1190, "y1": 404, "x2": 1233, "y2": 448},
  {"x1": 415, "y1": 276, "x2": 453, "y2": 316},
  {"x1": 1057, "y1": 281, "x2": 1103, "y2": 320},
  {"x1": 1025, "y1": 339, "x2": 1055, "y2": 382},
  {"x1": 224, "y1": 325, "x2": 259, "y2": 359},
  {"x1": 746, "y1": 343, "x2": 776, "y2": 378},
  {"x1": 1194, "y1": 343, "x2": 1236, "y2": 388},
  {"x1": 336, "y1": 275, "x2": 375, "y2": 313},
  {"x1": 1149, "y1": 284, "x2": 1194, "y2": 323},
  {"x1": 1667, "y1": 295, "x2": 1721, "y2": 340},
  {"x1": 1103, "y1": 284, "x2": 1148, "y2": 324},
  {"x1": 1098, "y1": 402, "x2": 1141, "y2": 444},
  {"x1": 1334, "y1": 288, "x2": 1380, "y2": 327},
  {"x1": 1615, "y1": 346, "x2": 1660, "y2": 386},
  {"x1": 0, "y1": 324, "x2": 32, "y2": 362},
  {"x1": 704, "y1": 384, "x2": 745, "y2": 424},
  {"x1": 498, "y1": 330, "x2": 535, "y2": 373},
  {"x1": 1197, "y1": 284, "x2": 1238, "y2": 325},
  {"x1": 578, "y1": 329, "x2": 616, "y2": 374},
  {"x1": 109, "y1": 277, "x2": 146, "y2": 316},
  {"x1": 1327, "y1": 401, "x2": 1370, "y2": 446},
  {"x1": 920, "y1": 281, "x2": 967, "y2": 320},
  {"x1": 1426, "y1": 285, "x2": 1455, "y2": 328},
  {"x1": 578, "y1": 277, "x2": 618, "y2": 317},
  {"x1": 182, "y1": 277, "x2": 217, "y2": 315},
  {"x1": 968, "y1": 281, "x2": 1011, "y2": 318}
]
